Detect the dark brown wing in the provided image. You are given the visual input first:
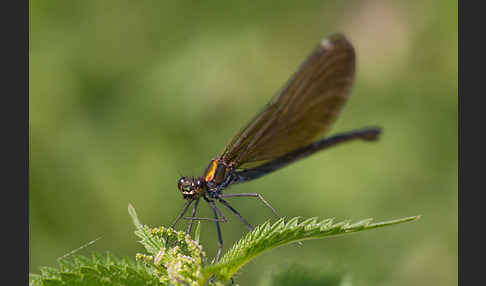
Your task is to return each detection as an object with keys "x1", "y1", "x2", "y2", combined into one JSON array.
[{"x1": 221, "y1": 34, "x2": 356, "y2": 169}]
